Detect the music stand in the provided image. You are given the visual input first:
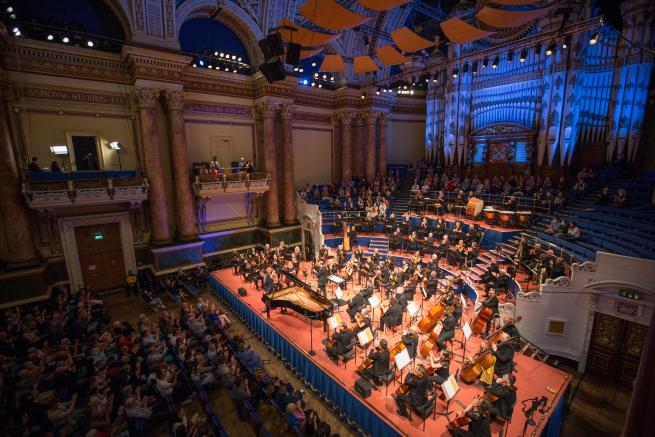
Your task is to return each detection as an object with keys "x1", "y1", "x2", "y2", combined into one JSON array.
[
  {"x1": 439, "y1": 374, "x2": 460, "y2": 417},
  {"x1": 460, "y1": 322, "x2": 472, "y2": 366}
]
